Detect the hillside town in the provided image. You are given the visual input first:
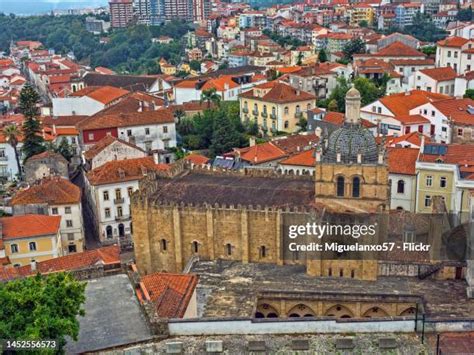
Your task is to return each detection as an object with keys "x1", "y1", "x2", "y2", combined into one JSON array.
[{"x1": 0, "y1": 0, "x2": 473, "y2": 353}]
